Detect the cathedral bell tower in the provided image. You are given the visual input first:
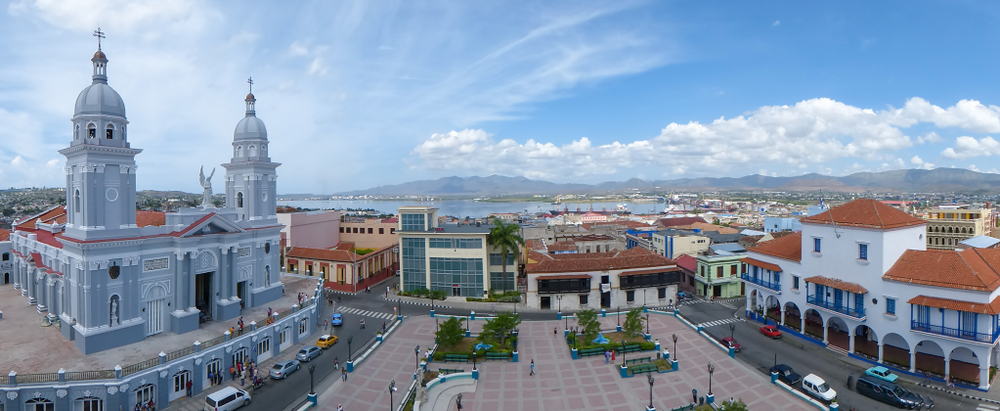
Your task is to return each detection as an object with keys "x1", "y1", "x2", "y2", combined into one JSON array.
[
  {"x1": 60, "y1": 30, "x2": 142, "y2": 240},
  {"x1": 222, "y1": 78, "x2": 280, "y2": 227}
]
